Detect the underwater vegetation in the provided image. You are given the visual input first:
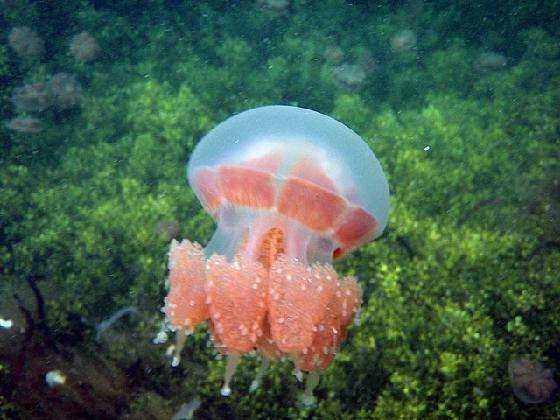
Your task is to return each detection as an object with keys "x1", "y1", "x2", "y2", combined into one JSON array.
[{"x1": 1, "y1": 0, "x2": 559, "y2": 418}]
